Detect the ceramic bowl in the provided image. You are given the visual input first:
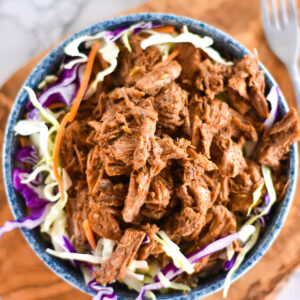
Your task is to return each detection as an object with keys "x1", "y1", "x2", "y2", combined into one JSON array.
[{"x1": 2, "y1": 13, "x2": 298, "y2": 299}]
